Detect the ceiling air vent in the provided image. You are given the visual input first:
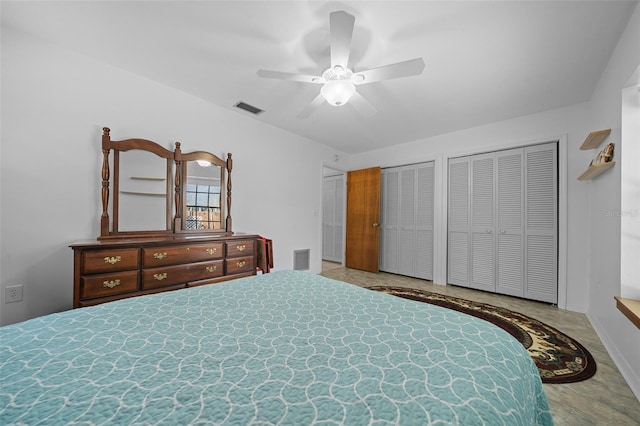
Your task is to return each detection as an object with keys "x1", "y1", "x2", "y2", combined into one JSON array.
[{"x1": 234, "y1": 101, "x2": 264, "y2": 115}]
